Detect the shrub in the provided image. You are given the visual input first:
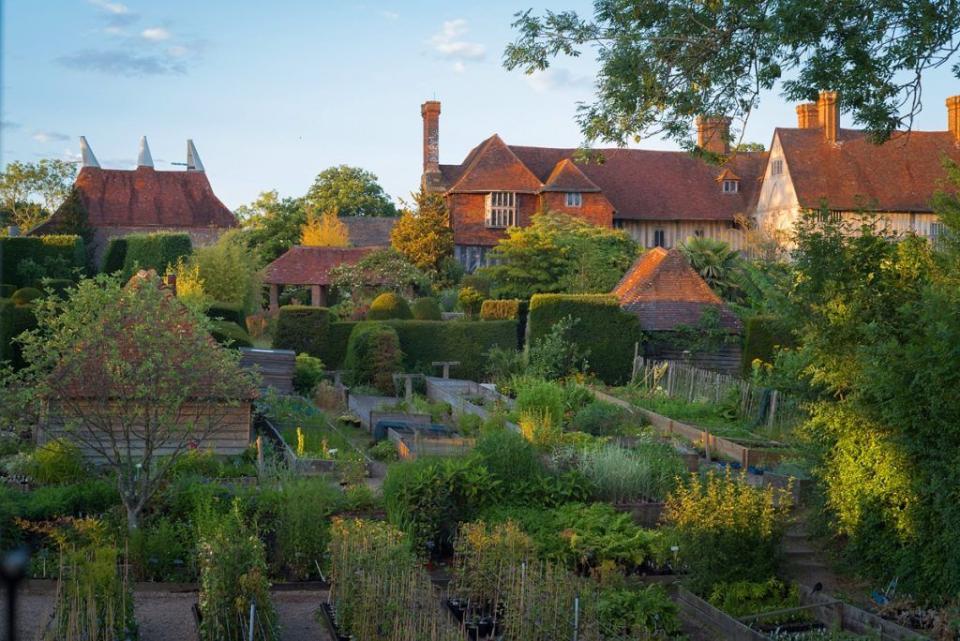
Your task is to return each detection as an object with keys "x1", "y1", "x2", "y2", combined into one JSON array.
[
  {"x1": 664, "y1": 470, "x2": 791, "y2": 594},
  {"x1": 0, "y1": 235, "x2": 85, "y2": 288},
  {"x1": 576, "y1": 442, "x2": 685, "y2": 503},
  {"x1": 410, "y1": 297, "x2": 442, "y2": 320},
  {"x1": 515, "y1": 378, "x2": 565, "y2": 426},
  {"x1": 452, "y1": 520, "x2": 534, "y2": 606},
  {"x1": 527, "y1": 315, "x2": 590, "y2": 379},
  {"x1": 272, "y1": 305, "x2": 330, "y2": 356},
  {"x1": 24, "y1": 439, "x2": 88, "y2": 485},
  {"x1": 708, "y1": 579, "x2": 803, "y2": 625},
  {"x1": 118, "y1": 232, "x2": 192, "y2": 278},
  {"x1": 598, "y1": 584, "x2": 682, "y2": 638},
  {"x1": 272, "y1": 478, "x2": 340, "y2": 580},
  {"x1": 11, "y1": 287, "x2": 42, "y2": 305},
  {"x1": 100, "y1": 237, "x2": 128, "y2": 274},
  {"x1": 206, "y1": 301, "x2": 246, "y2": 327},
  {"x1": 209, "y1": 320, "x2": 253, "y2": 348},
  {"x1": 480, "y1": 298, "x2": 522, "y2": 320},
  {"x1": 38, "y1": 278, "x2": 76, "y2": 298},
  {"x1": 527, "y1": 294, "x2": 644, "y2": 384},
  {"x1": 129, "y1": 516, "x2": 194, "y2": 582},
  {"x1": 344, "y1": 322, "x2": 403, "y2": 393},
  {"x1": 741, "y1": 315, "x2": 794, "y2": 376},
  {"x1": 367, "y1": 292, "x2": 413, "y2": 320},
  {"x1": 0, "y1": 284, "x2": 16, "y2": 297},
  {"x1": 369, "y1": 440, "x2": 399, "y2": 462},
  {"x1": 383, "y1": 457, "x2": 497, "y2": 555},
  {"x1": 458, "y1": 286, "x2": 484, "y2": 317},
  {"x1": 570, "y1": 401, "x2": 630, "y2": 436},
  {"x1": 461, "y1": 274, "x2": 491, "y2": 297},
  {"x1": 0, "y1": 298, "x2": 37, "y2": 367},
  {"x1": 293, "y1": 353, "x2": 325, "y2": 394}
]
